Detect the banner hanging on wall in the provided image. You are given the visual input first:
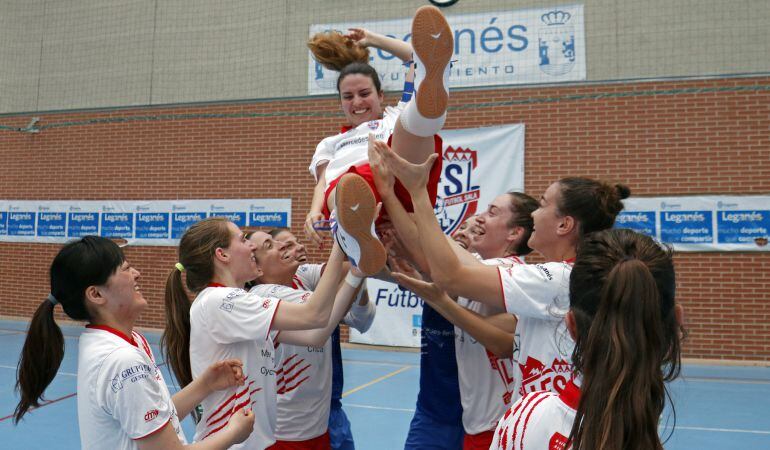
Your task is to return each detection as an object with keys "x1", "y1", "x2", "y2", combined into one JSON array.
[
  {"x1": 618, "y1": 196, "x2": 770, "y2": 252},
  {"x1": 0, "y1": 199, "x2": 291, "y2": 246},
  {"x1": 350, "y1": 123, "x2": 525, "y2": 347},
  {"x1": 309, "y1": 4, "x2": 586, "y2": 95}
]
